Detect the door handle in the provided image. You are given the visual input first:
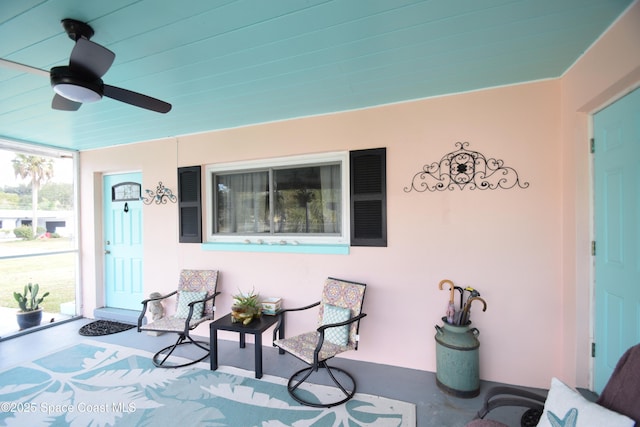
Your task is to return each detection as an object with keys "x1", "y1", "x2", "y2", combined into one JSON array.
[{"x1": 104, "y1": 250, "x2": 111, "y2": 254}]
